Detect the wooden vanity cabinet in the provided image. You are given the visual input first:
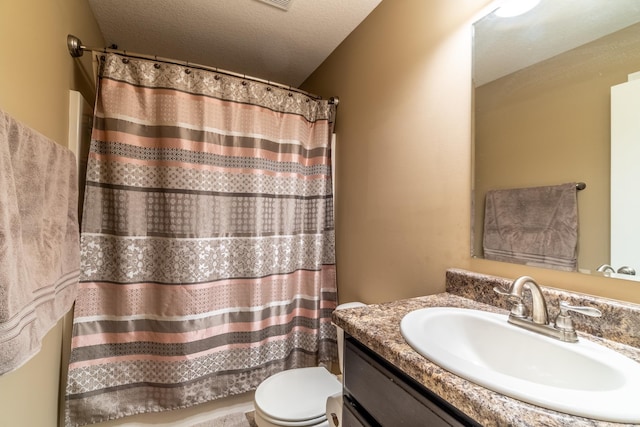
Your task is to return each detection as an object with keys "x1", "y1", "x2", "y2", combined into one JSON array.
[{"x1": 342, "y1": 335, "x2": 481, "y2": 427}]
